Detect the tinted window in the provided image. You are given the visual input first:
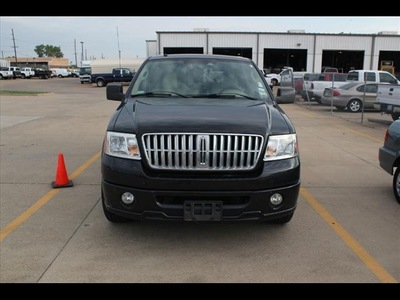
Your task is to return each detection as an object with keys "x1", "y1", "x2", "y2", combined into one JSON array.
[
  {"x1": 347, "y1": 72, "x2": 360, "y2": 81},
  {"x1": 328, "y1": 73, "x2": 347, "y2": 81},
  {"x1": 365, "y1": 72, "x2": 376, "y2": 82},
  {"x1": 79, "y1": 67, "x2": 91, "y2": 75},
  {"x1": 304, "y1": 73, "x2": 321, "y2": 81},
  {"x1": 380, "y1": 73, "x2": 397, "y2": 84},
  {"x1": 356, "y1": 84, "x2": 378, "y2": 93},
  {"x1": 321, "y1": 73, "x2": 348, "y2": 81}
]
